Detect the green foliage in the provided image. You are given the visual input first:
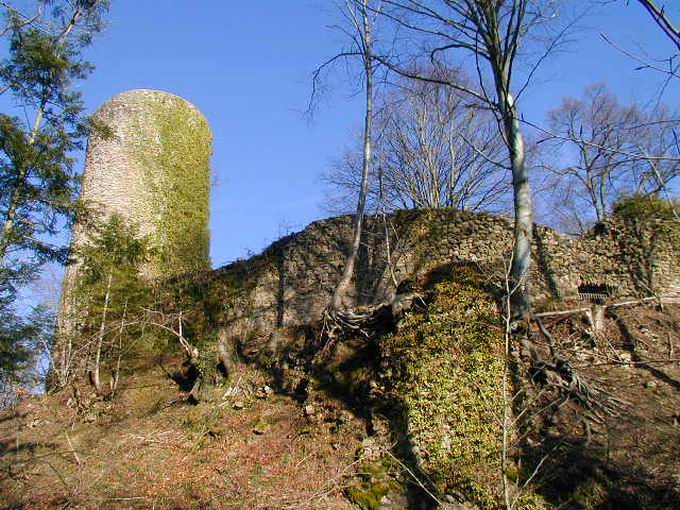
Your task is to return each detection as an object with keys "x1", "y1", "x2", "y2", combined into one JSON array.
[
  {"x1": 611, "y1": 194, "x2": 679, "y2": 294},
  {"x1": 514, "y1": 491, "x2": 548, "y2": 510},
  {"x1": 0, "y1": 1, "x2": 109, "y2": 264},
  {"x1": 346, "y1": 460, "x2": 400, "y2": 510},
  {"x1": 127, "y1": 95, "x2": 212, "y2": 276},
  {"x1": 77, "y1": 215, "x2": 151, "y2": 310},
  {"x1": 0, "y1": 304, "x2": 53, "y2": 405},
  {"x1": 612, "y1": 194, "x2": 679, "y2": 230},
  {"x1": 2, "y1": 27, "x2": 91, "y2": 114},
  {"x1": 194, "y1": 334, "x2": 218, "y2": 385},
  {"x1": 0, "y1": 0, "x2": 108, "y2": 398},
  {"x1": 570, "y1": 479, "x2": 607, "y2": 509},
  {"x1": 0, "y1": 0, "x2": 108, "y2": 394},
  {"x1": 381, "y1": 266, "x2": 504, "y2": 508},
  {"x1": 74, "y1": 214, "x2": 154, "y2": 360}
]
